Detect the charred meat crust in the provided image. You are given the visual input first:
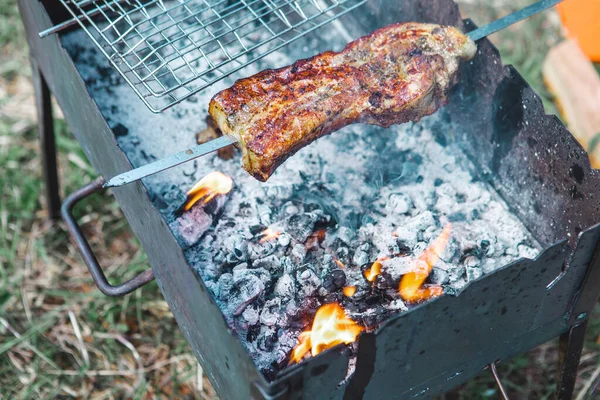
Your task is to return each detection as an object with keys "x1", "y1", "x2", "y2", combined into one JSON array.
[{"x1": 209, "y1": 22, "x2": 477, "y2": 181}]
